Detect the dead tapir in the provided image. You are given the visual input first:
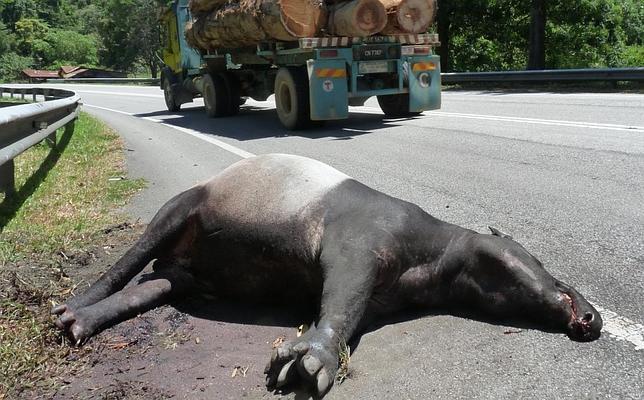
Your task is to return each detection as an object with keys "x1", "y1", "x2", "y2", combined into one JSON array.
[{"x1": 53, "y1": 153, "x2": 602, "y2": 397}]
